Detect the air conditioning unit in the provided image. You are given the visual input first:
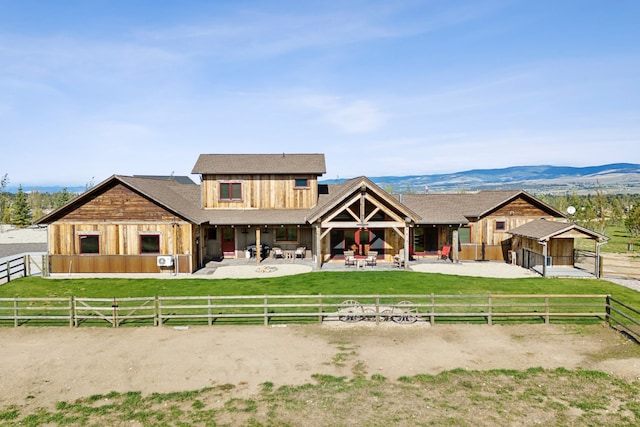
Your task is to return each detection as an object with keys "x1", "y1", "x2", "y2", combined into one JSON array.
[{"x1": 157, "y1": 255, "x2": 174, "y2": 267}]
